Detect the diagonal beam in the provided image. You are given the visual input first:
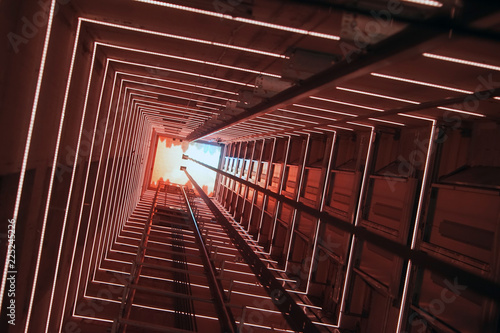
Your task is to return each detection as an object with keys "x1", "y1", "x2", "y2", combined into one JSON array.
[
  {"x1": 289, "y1": 0, "x2": 500, "y2": 42},
  {"x1": 183, "y1": 168, "x2": 321, "y2": 333},
  {"x1": 185, "y1": 23, "x2": 445, "y2": 140},
  {"x1": 185, "y1": 156, "x2": 500, "y2": 301},
  {"x1": 186, "y1": 5, "x2": 500, "y2": 141}
]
